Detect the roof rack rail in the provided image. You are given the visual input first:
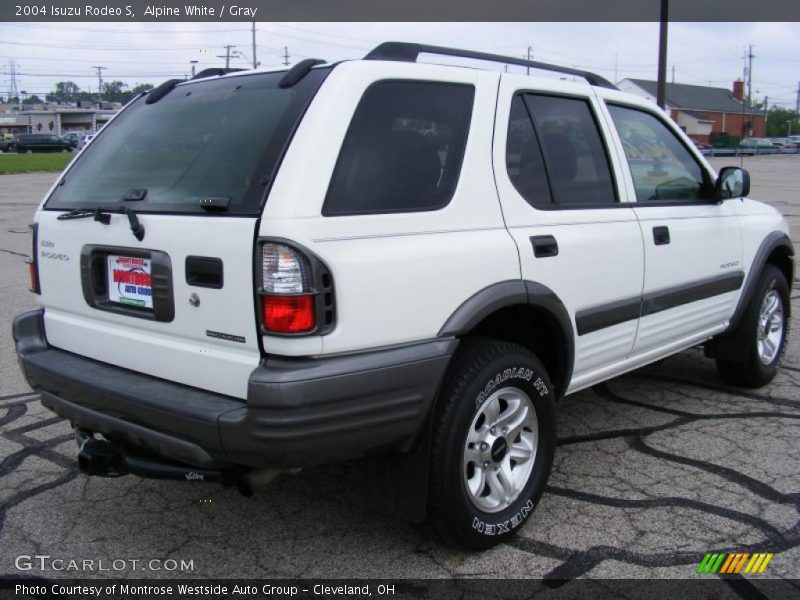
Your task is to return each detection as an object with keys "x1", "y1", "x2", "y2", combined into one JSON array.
[
  {"x1": 364, "y1": 42, "x2": 617, "y2": 90},
  {"x1": 191, "y1": 67, "x2": 246, "y2": 80}
]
